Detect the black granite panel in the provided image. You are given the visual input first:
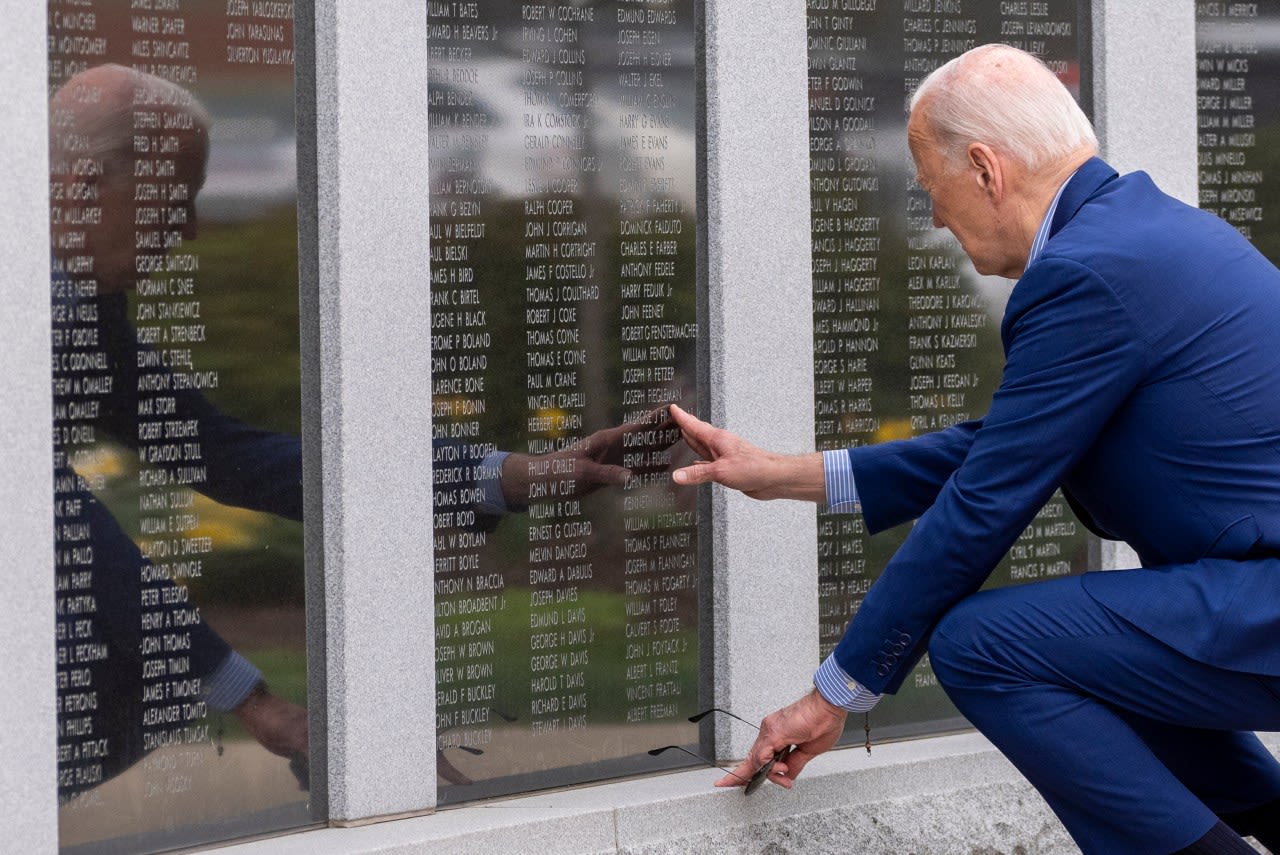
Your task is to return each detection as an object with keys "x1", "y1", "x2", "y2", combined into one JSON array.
[
  {"x1": 48, "y1": 3, "x2": 310, "y2": 851},
  {"x1": 428, "y1": 0, "x2": 702, "y2": 805},
  {"x1": 806, "y1": 2, "x2": 1094, "y2": 742}
]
